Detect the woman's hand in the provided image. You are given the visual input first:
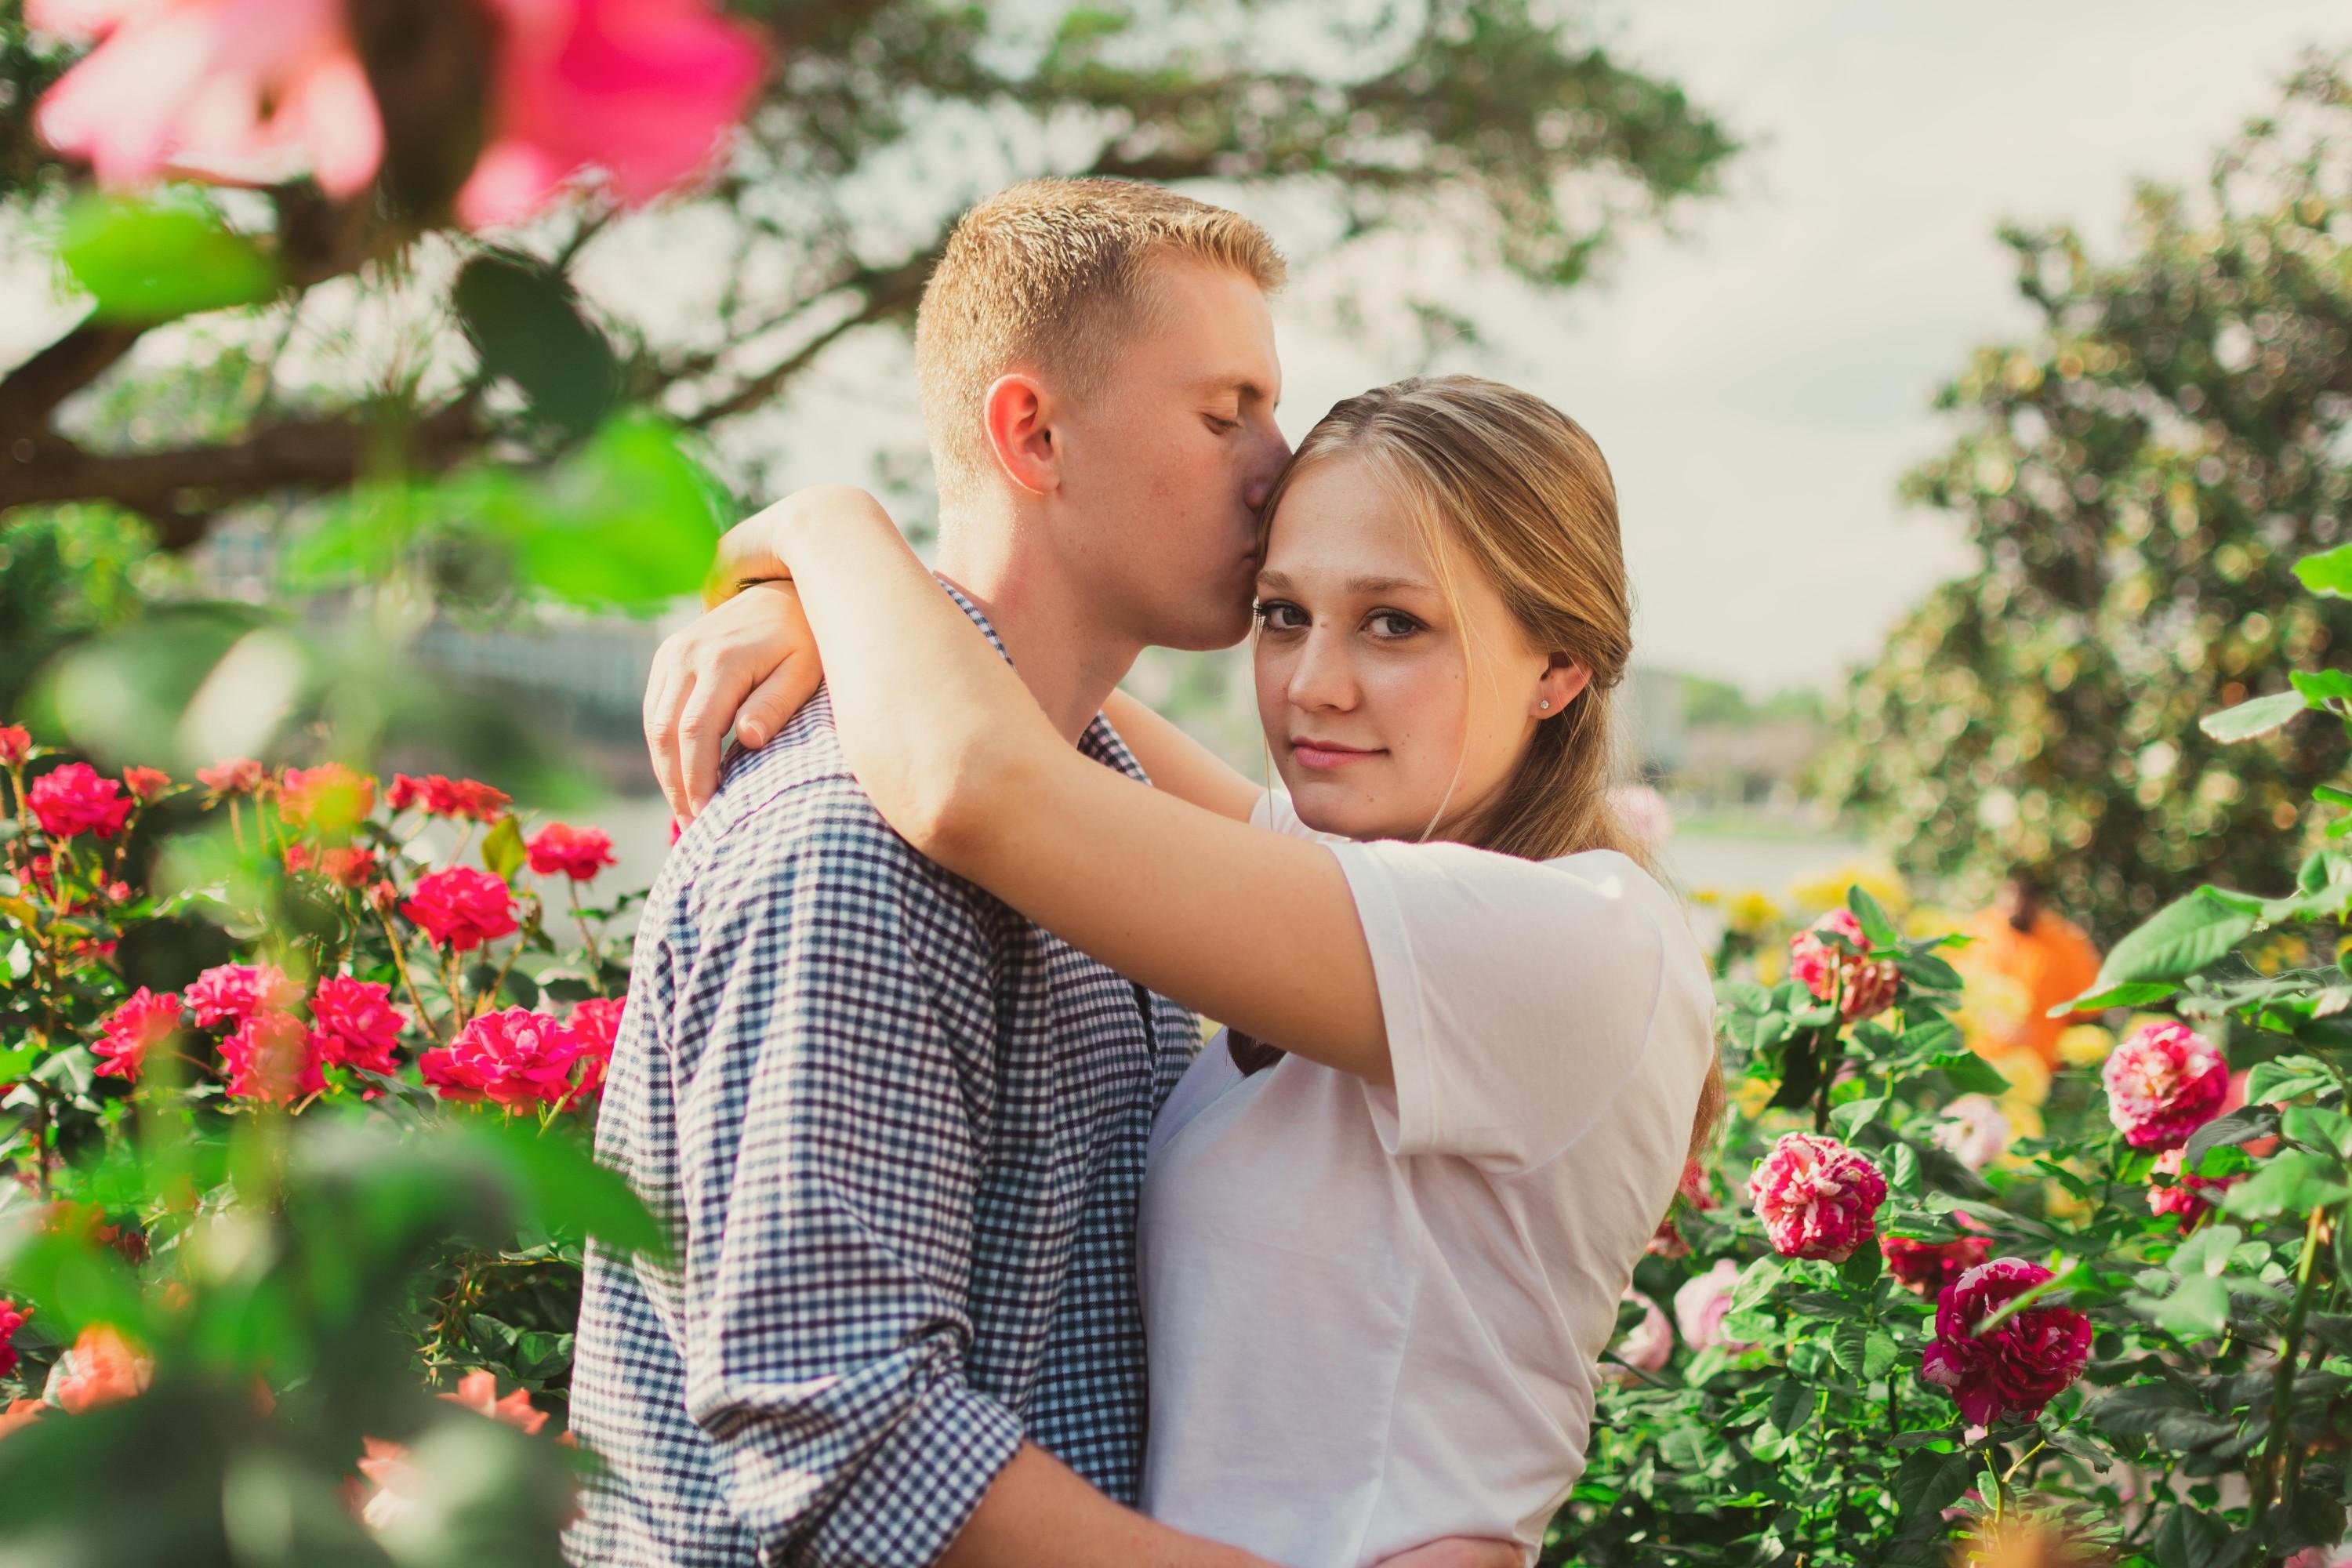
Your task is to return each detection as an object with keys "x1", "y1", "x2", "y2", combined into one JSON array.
[
  {"x1": 642, "y1": 579, "x2": 823, "y2": 822},
  {"x1": 1374, "y1": 1538, "x2": 1524, "y2": 1567}
]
